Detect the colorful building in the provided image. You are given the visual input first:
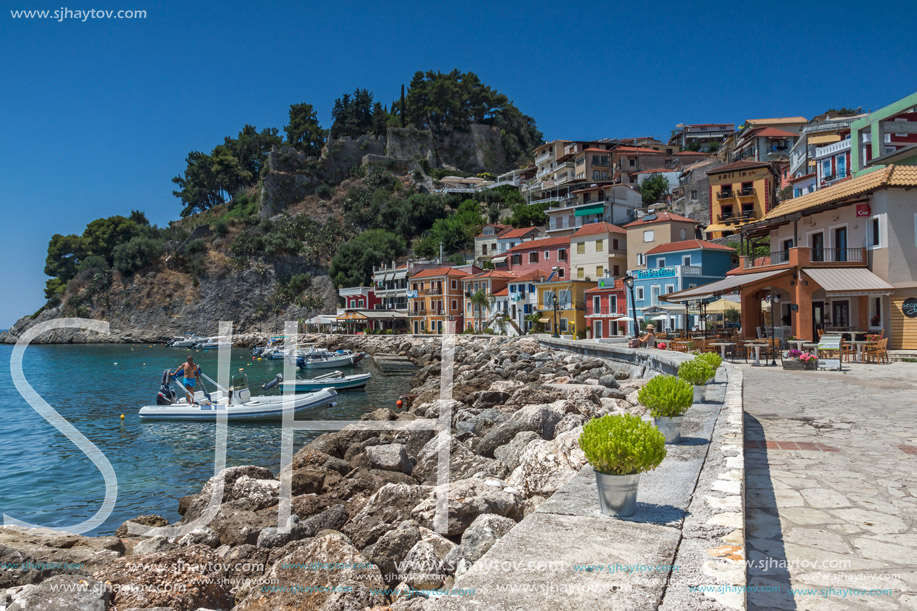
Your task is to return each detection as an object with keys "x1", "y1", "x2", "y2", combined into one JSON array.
[
  {"x1": 535, "y1": 279, "x2": 597, "y2": 336},
  {"x1": 569, "y1": 222, "x2": 627, "y2": 281},
  {"x1": 669, "y1": 123, "x2": 734, "y2": 152},
  {"x1": 626, "y1": 240, "x2": 737, "y2": 333},
  {"x1": 507, "y1": 270, "x2": 545, "y2": 334},
  {"x1": 408, "y1": 267, "x2": 473, "y2": 334},
  {"x1": 704, "y1": 160, "x2": 778, "y2": 239},
  {"x1": 585, "y1": 277, "x2": 628, "y2": 338},
  {"x1": 500, "y1": 236, "x2": 570, "y2": 278},
  {"x1": 623, "y1": 212, "x2": 700, "y2": 270},
  {"x1": 545, "y1": 183, "x2": 641, "y2": 236},
  {"x1": 851, "y1": 91, "x2": 917, "y2": 177},
  {"x1": 727, "y1": 117, "x2": 807, "y2": 163},
  {"x1": 665, "y1": 164, "x2": 917, "y2": 348},
  {"x1": 462, "y1": 270, "x2": 517, "y2": 332}
]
